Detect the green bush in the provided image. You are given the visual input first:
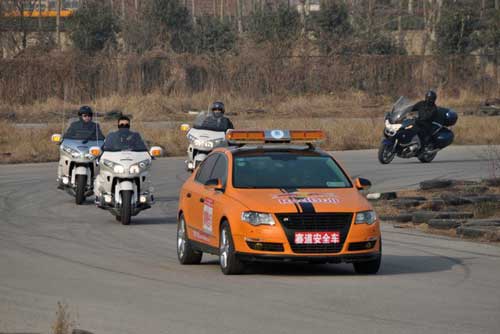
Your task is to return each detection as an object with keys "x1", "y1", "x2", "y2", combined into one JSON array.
[
  {"x1": 191, "y1": 16, "x2": 236, "y2": 55},
  {"x1": 435, "y1": 7, "x2": 480, "y2": 55},
  {"x1": 68, "y1": 0, "x2": 118, "y2": 54},
  {"x1": 247, "y1": 5, "x2": 301, "y2": 45}
]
